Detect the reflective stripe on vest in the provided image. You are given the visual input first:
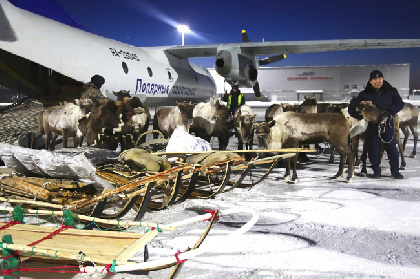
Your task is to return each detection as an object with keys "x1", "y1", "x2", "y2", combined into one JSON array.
[{"x1": 227, "y1": 94, "x2": 243, "y2": 109}]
